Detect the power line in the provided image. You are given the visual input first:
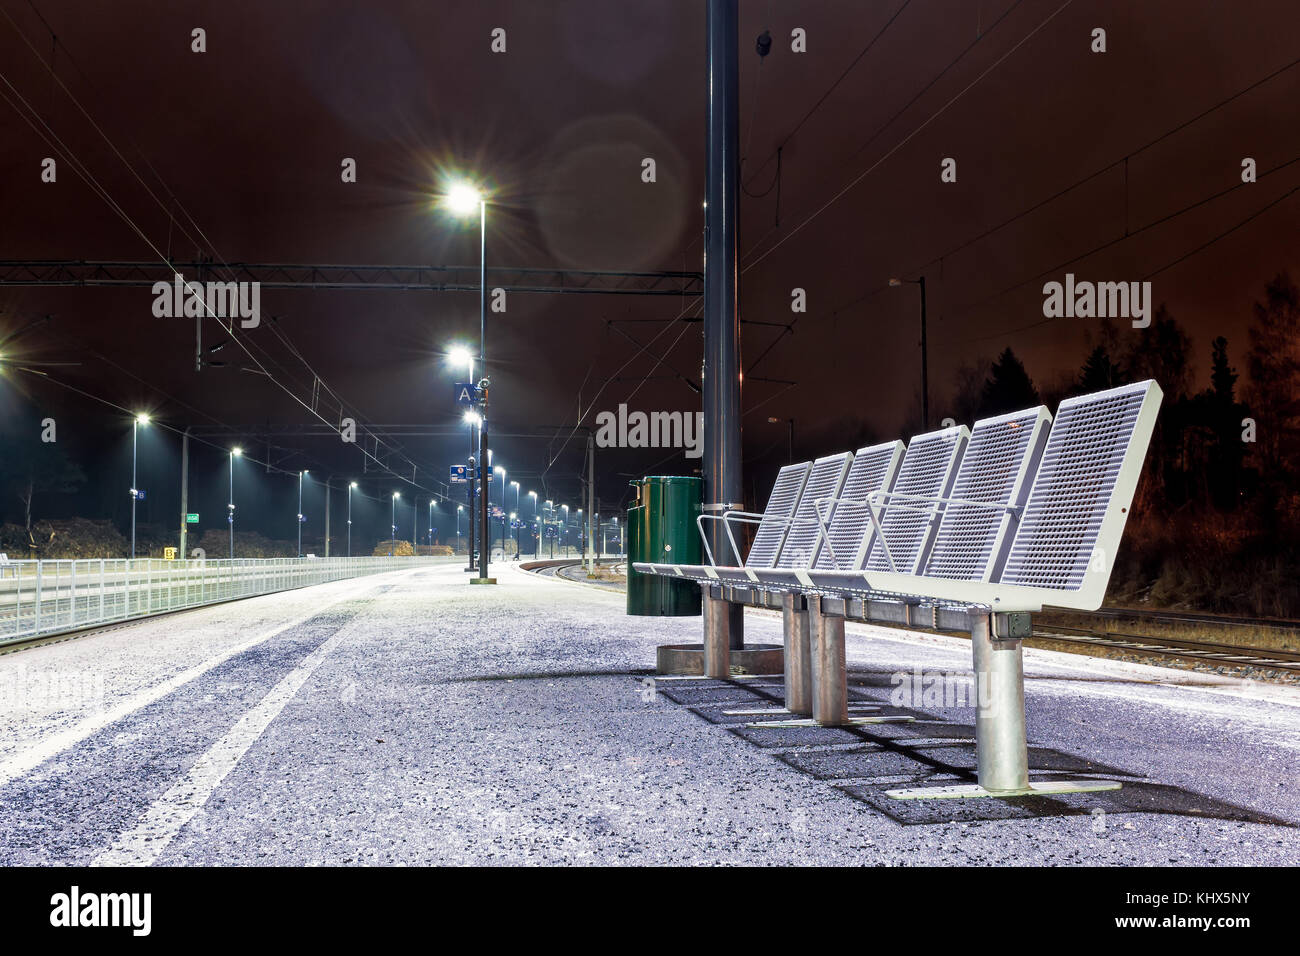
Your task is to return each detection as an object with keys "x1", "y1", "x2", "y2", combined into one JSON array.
[
  {"x1": 943, "y1": 163, "x2": 1300, "y2": 348},
  {"x1": 748, "y1": 32, "x2": 1300, "y2": 373},
  {"x1": 740, "y1": 0, "x2": 913, "y2": 191},
  {"x1": 0, "y1": 8, "x2": 451, "y2": 498},
  {"x1": 739, "y1": 0, "x2": 1076, "y2": 274}
]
